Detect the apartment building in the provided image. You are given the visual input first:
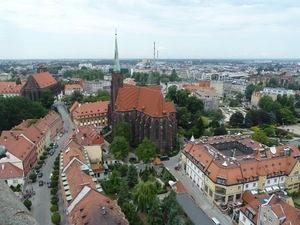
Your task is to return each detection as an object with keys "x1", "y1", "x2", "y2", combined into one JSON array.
[
  {"x1": 182, "y1": 135, "x2": 300, "y2": 208},
  {"x1": 70, "y1": 101, "x2": 109, "y2": 128},
  {"x1": 251, "y1": 92, "x2": 277, "y2": 107}
]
